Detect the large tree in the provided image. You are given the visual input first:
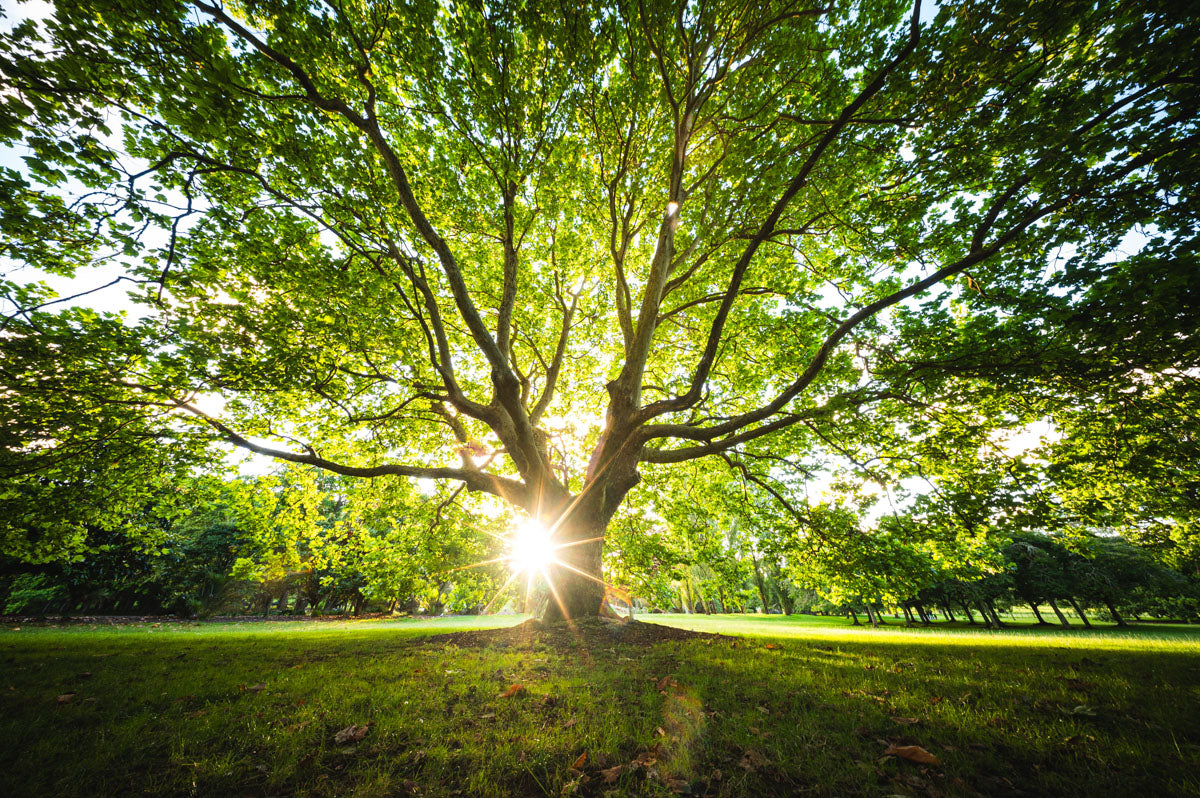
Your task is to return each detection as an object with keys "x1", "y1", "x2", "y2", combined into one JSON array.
[{"x1": 2, "y1": 0, "x2": 1197, "y2": 618}]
